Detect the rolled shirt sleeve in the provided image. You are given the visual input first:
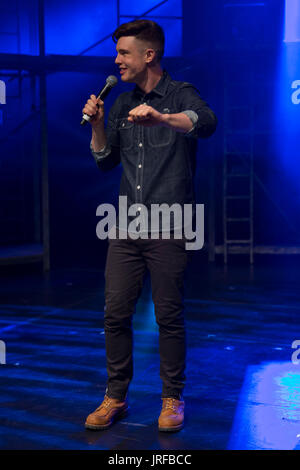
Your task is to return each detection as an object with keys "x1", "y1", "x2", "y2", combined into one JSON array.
[
  {"x1": 90, "y1": 100, "x2": 121, "y2": 171},
  {"x1": 181, "y1": 109, "x2": 199, "y2": 134},
  {"x1": 177, "y1": 84, "x2": 217, "y2": 138},
  {"x1": 90, "y1": 141, "x2": 110, "y2": 161}
]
